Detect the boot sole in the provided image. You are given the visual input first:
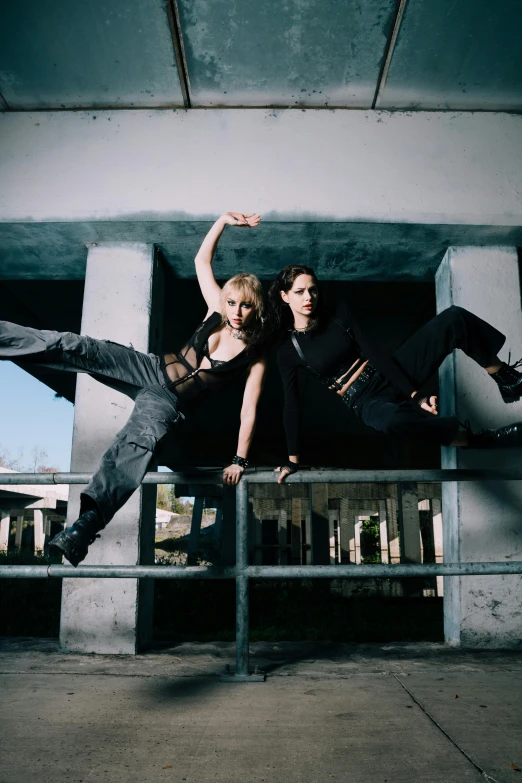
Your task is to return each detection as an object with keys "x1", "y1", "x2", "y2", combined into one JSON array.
[{"x1": 48, "y1": 540, "x2": 83, "y2": 568}]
